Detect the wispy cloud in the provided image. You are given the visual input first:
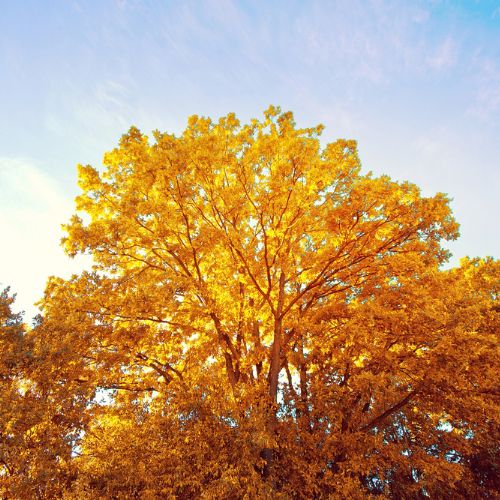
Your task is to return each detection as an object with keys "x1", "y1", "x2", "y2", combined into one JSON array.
[
  {"x1": 468, "y1": 57, "x2": 500, "y2": 119},
  {"x1": 427, "y1": 37, "x2": 457, "y2": 70},
  {"x1": 0, "y1": 158, "x2": 90, "y2": 320}
]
